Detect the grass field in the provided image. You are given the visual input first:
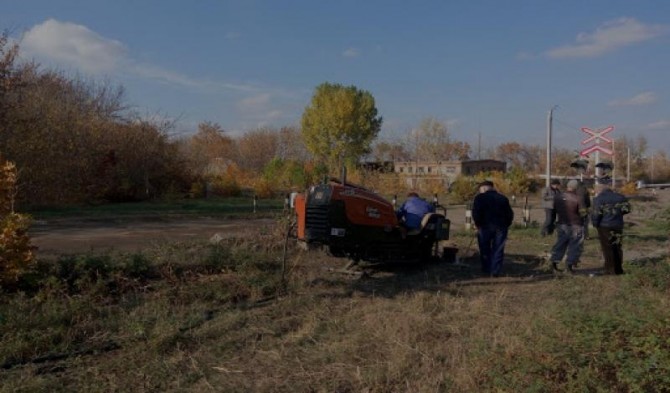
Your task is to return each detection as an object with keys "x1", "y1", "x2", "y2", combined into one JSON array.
[
  {"x1": 1, "y1": 195, "x2": 669, "y2": 392},
  {"x1": 26, "y1": 197, "x2": 286, "y2": 220}
]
